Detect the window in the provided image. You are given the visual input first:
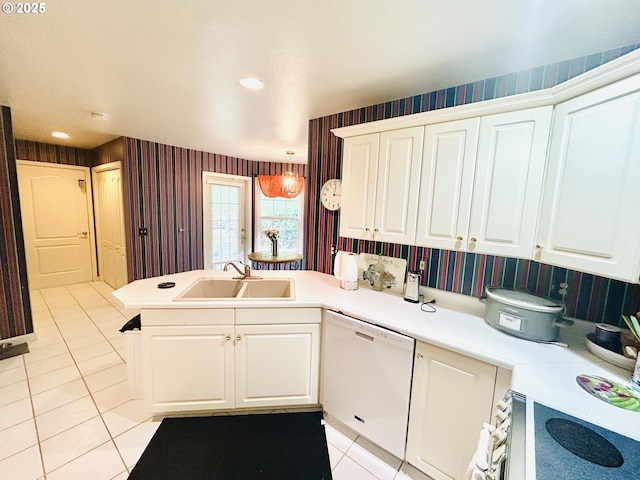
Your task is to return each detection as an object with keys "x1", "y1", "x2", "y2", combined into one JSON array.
[
  {"x1": 254, "y1": 180, "x2": 304, "y2": 253},
  {"x1": 202, "y1": 172, "x2": 252, "y2": 269}
]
